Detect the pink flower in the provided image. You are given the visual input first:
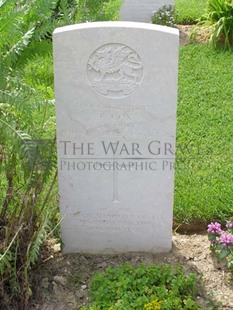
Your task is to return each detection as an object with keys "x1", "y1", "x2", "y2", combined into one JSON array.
[
  {"x1": 219, "y1": 232, "x2": 233, "y2": 248},
  {"x1": 226, "y1": 221, "x2": 233, "y2": 228},
  {"x1": 207, "y1": 222, "x2": 222, "y2": 235}
]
